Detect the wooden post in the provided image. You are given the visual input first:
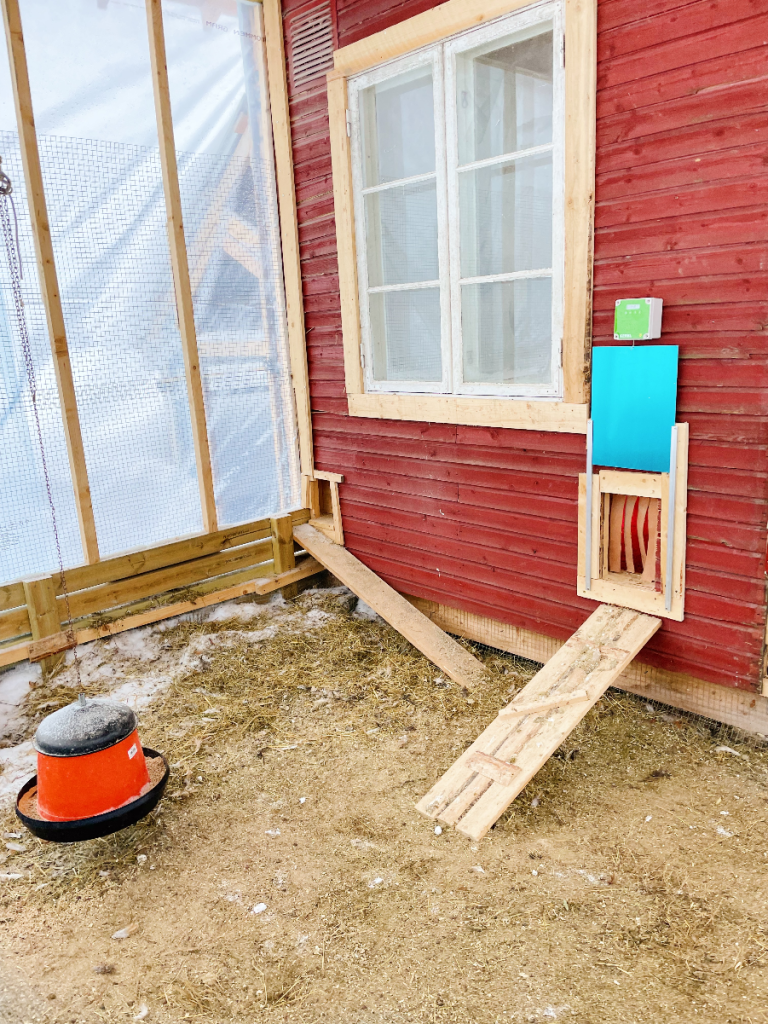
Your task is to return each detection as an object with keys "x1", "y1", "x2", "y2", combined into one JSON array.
[
  {"x1": 22, "y1": 574, "x2": 63, "y2": 678},
  {"x1": 1, "y1": 0, "x2": 99, "y2": 564},
  {"x1": 302, "y1": 475, "x2": 321, "y2": 519},
  {"x1": 270, "y1": 515, "x2": 295, "y2": 575},
  {"x1": 262, "y1": 0, "x2": 315, "y2": 480},
  {"x1": 271, "y1": 514, "x2": 297, "y2": 599},
  {"x1": 144, "y1": 0, "x2": 217, "y2": 534}
]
